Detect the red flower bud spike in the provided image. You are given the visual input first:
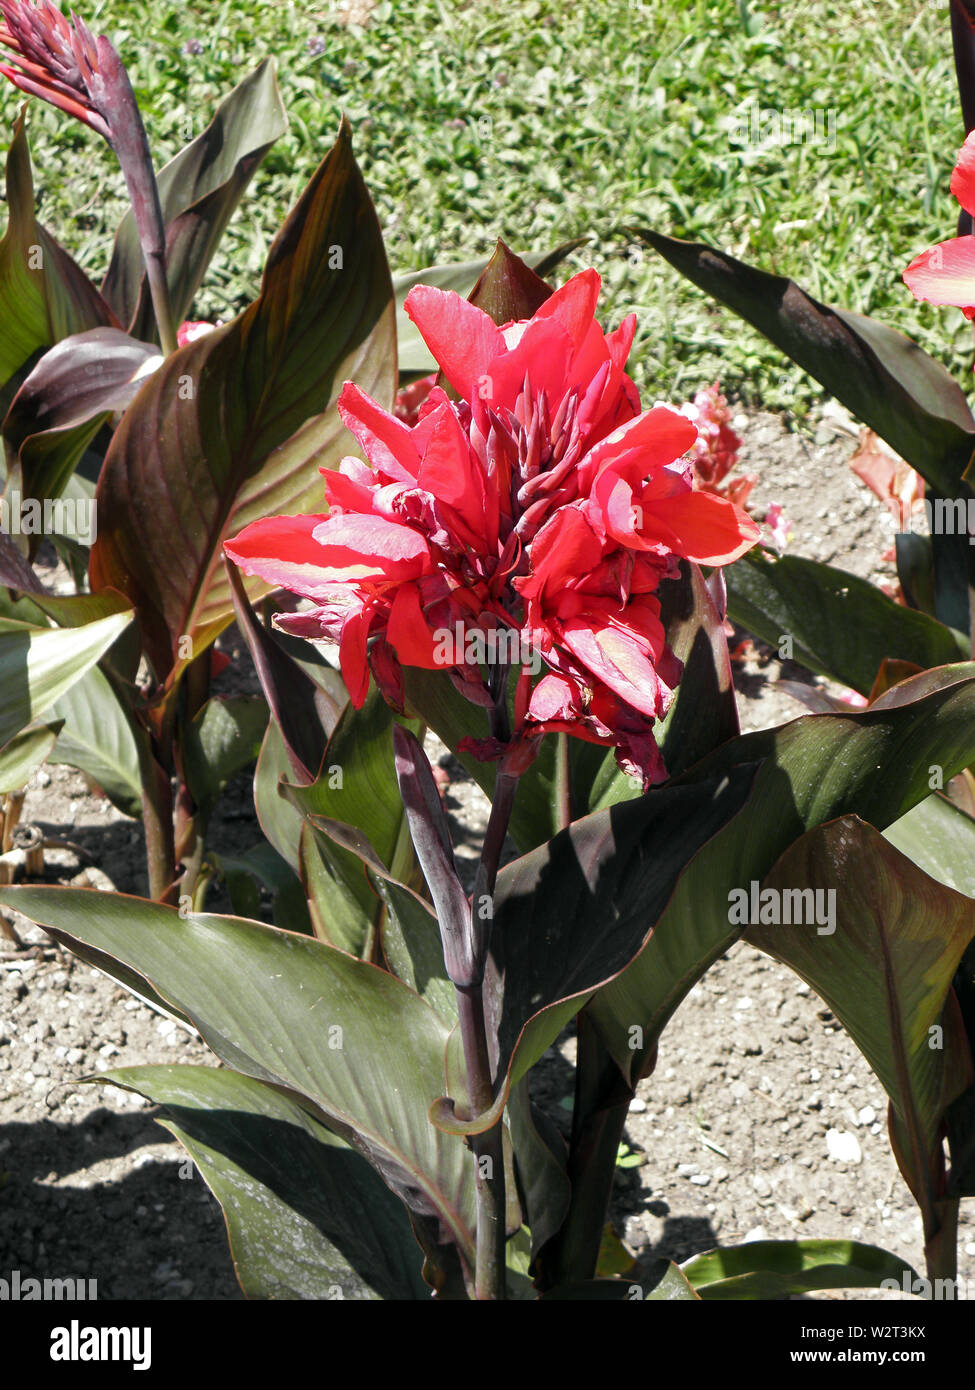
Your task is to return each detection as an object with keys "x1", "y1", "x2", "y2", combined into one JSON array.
[{"x1": 0, "y1": 1, "x2": 177, "y2": 354}]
